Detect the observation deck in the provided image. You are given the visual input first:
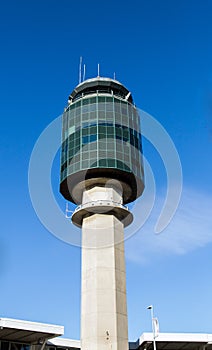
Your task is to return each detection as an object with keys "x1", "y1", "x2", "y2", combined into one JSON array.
[{"x1": 60, "y1": 77, "x2": 144, "y2": 205}]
